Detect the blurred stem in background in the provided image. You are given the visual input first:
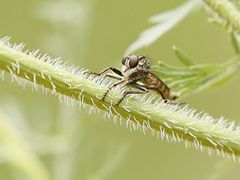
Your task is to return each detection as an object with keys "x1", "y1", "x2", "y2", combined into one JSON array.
[
  {"x1": 0, "y1": 109, "x2": 50, "y2": 180},
  {"x1": 205, "y1": 160, "x2": 233, "y2": 180}
]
